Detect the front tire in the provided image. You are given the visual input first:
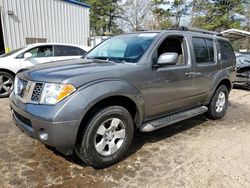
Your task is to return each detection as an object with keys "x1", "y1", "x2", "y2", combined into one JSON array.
[
  {"x1": 0, "y1": 71, "x2": 14, "y2": 98},
  {"x1": 75, "y1": 106, "x2": 134, "y2": 169},
  {"x1": 206, "y1": 85, "x2": 229, "y2": 120}
]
